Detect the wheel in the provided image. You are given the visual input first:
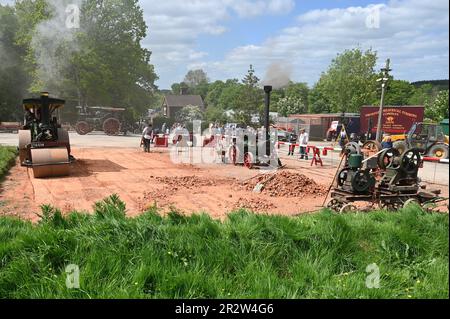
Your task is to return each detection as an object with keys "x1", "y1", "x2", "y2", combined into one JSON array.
[
  {"x1": 243, "y1": 152, "x2": 254, "y2": 169},
  {"x1": 339, "y1": 204, "x2": 357, "y2": 213},
  {"x1": 393, "y1": 140, "x2": 407, "y2": 155},
  {"x1": 400, "y1": 149, "x2": 421, "y2": 174},
  {"x1": 103, "y1": 118, "x2": 121, "y2": 136},
  {"x1": 403, "y1": 198, "x2": 420, "y2": 209},
  {"x1": 75, "y1": 121, "x2": 91, "y2": 135},
  {"x1": 327, "y1": 199, "x2": 344, "y2": 212},
  {"x1": 337, "y1": 168, "x2": 349, "y2": 187},
  {"x1": 377, "y1": 148, "x2": 400, "y2": 170},
  {"x1": 344, "y1": 142, "x2": 361, "y2": 156},
  {"x1": 427, "y1": 143, "x2": 449, "y2": 159},
  {"x1": 362, "y1": 140, "x2": 381, "y2": 153},
  {"x1": 351, "y1": 171, "x2": 375, "y2": 194}
]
